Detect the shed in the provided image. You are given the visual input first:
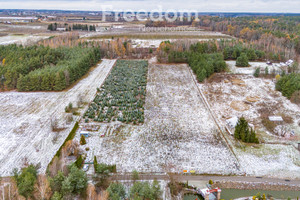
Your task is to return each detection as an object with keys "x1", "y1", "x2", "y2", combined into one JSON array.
[
  {"x1": 268, "y1": 116, "x2": 283, "y2": 122},
  {"x1": 80, "y1": 131, "x2": 89, "y2": 137}
]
